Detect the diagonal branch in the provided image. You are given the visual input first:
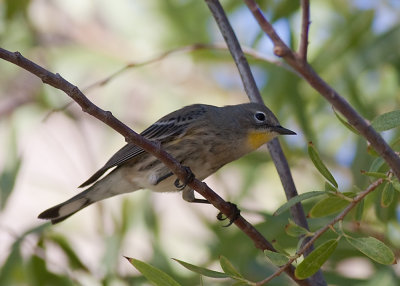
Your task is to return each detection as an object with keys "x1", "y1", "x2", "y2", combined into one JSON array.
[
  {"x1": 243, "y1": 0, "x2": 400, "y2": 180},
  {"x1": 83, "y1": 43, "x2": 290, "y2": 94},
  {"x1": 0, "y1": 47, "x2": 308, "y2": 286},
  {"x1": 43, "y1": 43, "x2": 294, "y2": 121},
  {"x1": 258, "y1": 178, "x2": 385, "y2": 285}
]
